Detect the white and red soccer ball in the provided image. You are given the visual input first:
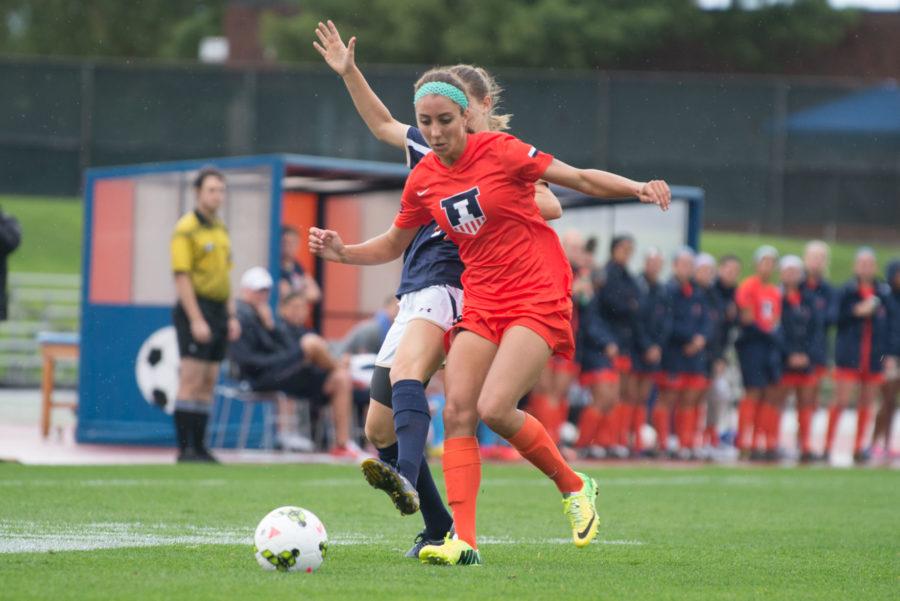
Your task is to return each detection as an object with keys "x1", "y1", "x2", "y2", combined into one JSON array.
[{"x1": 253, "y1": 506, "x2": 328, "y2": 573}]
